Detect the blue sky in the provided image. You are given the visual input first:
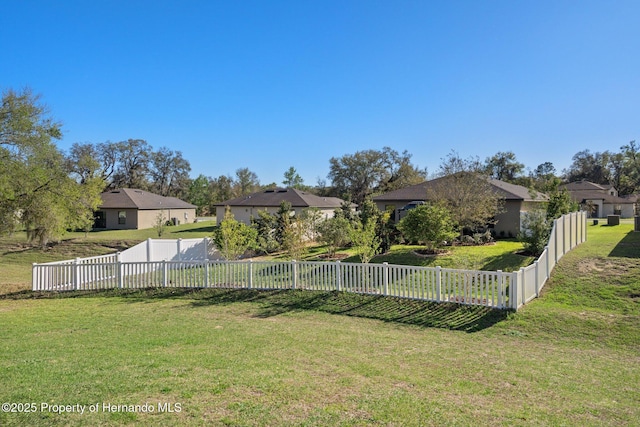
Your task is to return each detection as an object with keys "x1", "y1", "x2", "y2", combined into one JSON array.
[{"x1": 1, "y1": 1, "x2": 638, "y2": 186}]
